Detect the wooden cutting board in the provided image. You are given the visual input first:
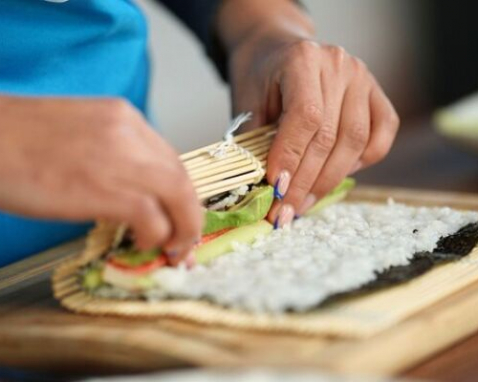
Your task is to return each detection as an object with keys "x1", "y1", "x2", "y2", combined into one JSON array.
[{"x1": 1, "y1": 186, "x2": 478, "y2": 377}]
